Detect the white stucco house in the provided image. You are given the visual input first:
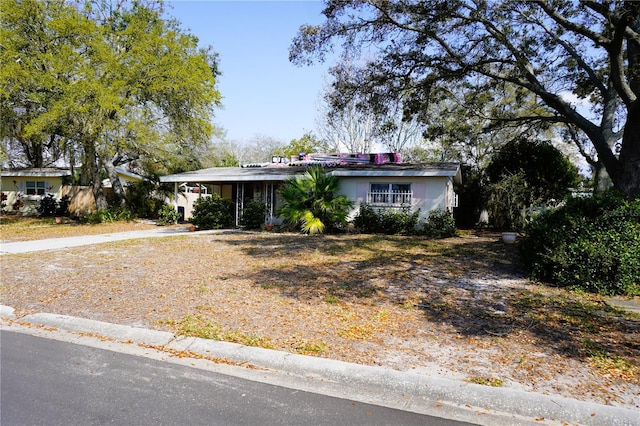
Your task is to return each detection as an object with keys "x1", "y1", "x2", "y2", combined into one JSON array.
[{"x1": 159, "y1": 154, "x2": 461, "y2": 226}]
